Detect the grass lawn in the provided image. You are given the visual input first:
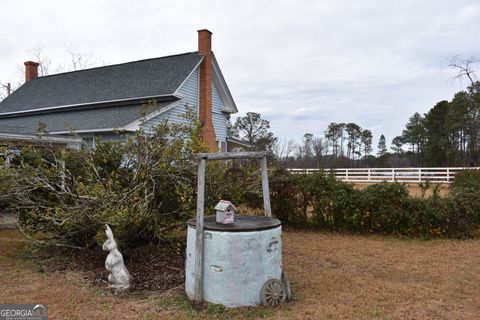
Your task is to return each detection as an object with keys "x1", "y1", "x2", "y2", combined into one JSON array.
[{"x1": 1, "y1": 229, "x2": 479, "y2": 319}]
